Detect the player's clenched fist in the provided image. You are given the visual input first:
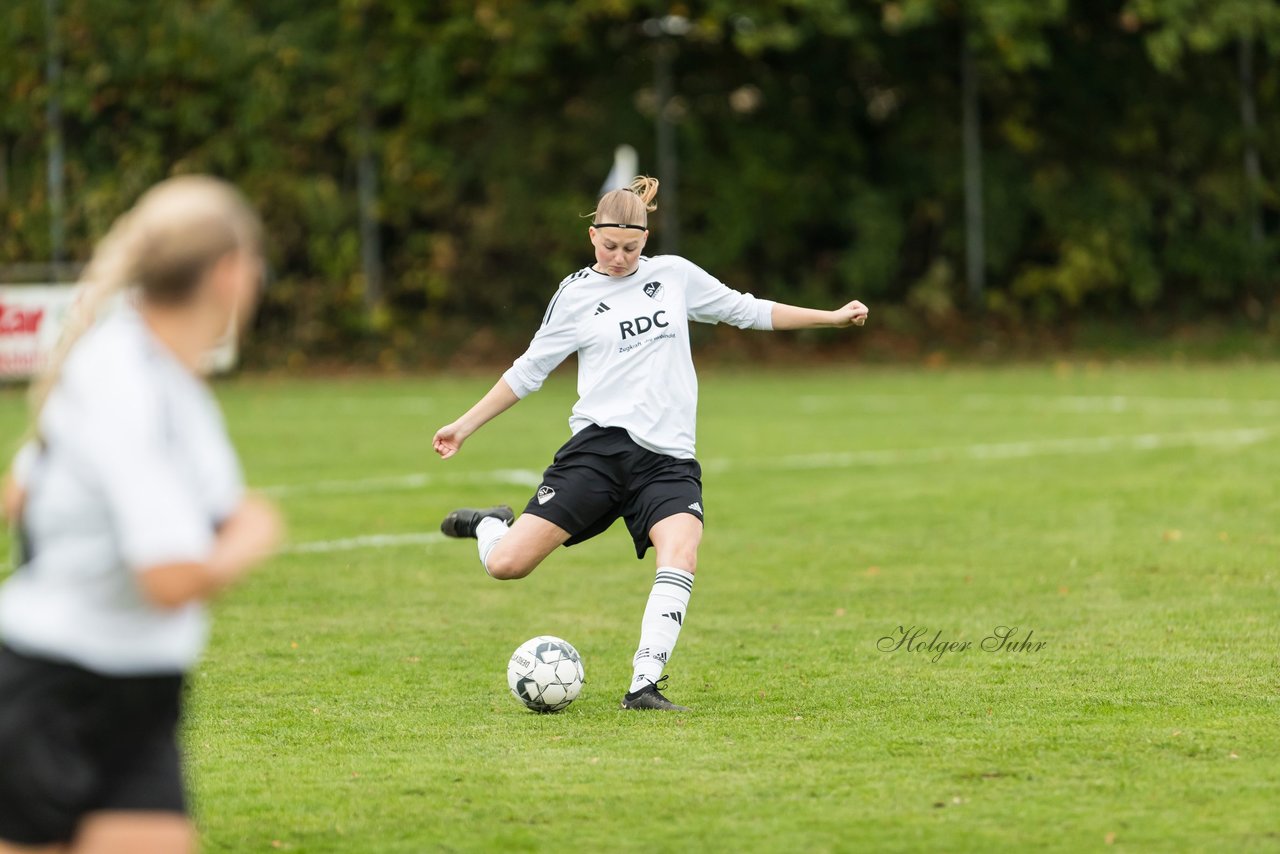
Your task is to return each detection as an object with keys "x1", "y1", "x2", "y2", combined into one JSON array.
[{"x1": 835, "y1": 300, "x2": 869, "y2": 327}]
